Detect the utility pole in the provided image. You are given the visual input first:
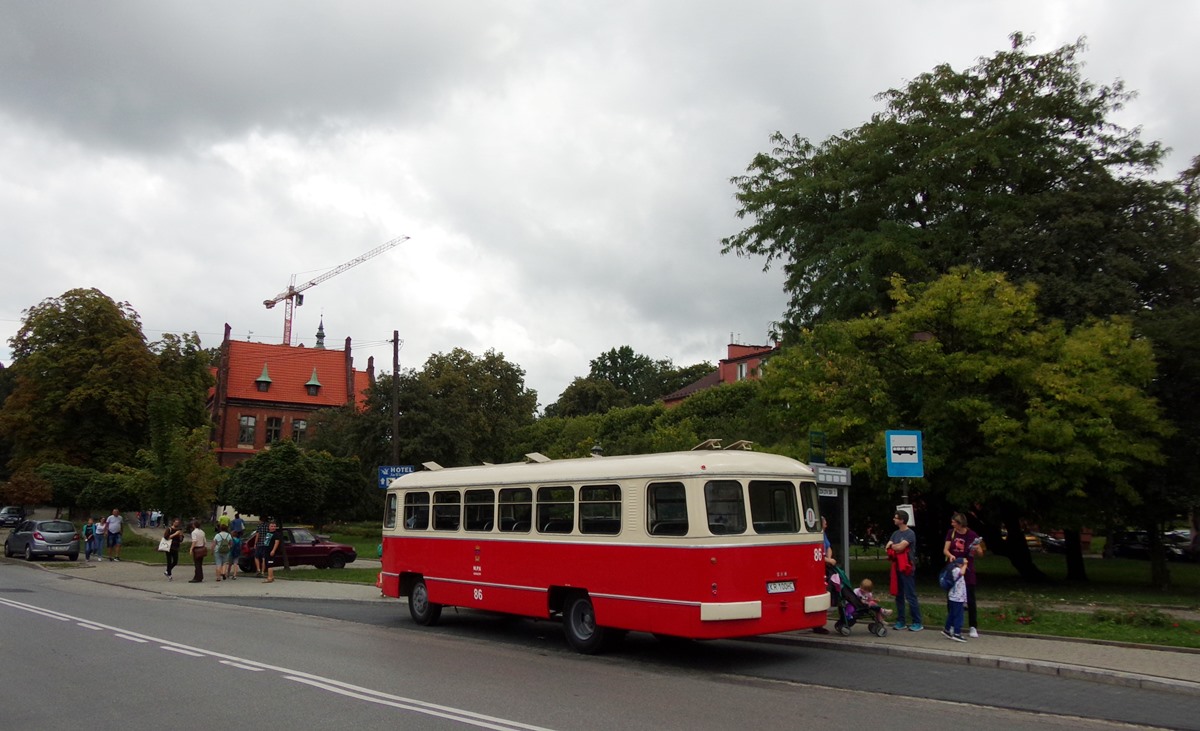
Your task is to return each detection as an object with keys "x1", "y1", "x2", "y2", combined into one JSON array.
[{"x1": 392, "y1": 330, "x2": 401, "y2": 464}]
